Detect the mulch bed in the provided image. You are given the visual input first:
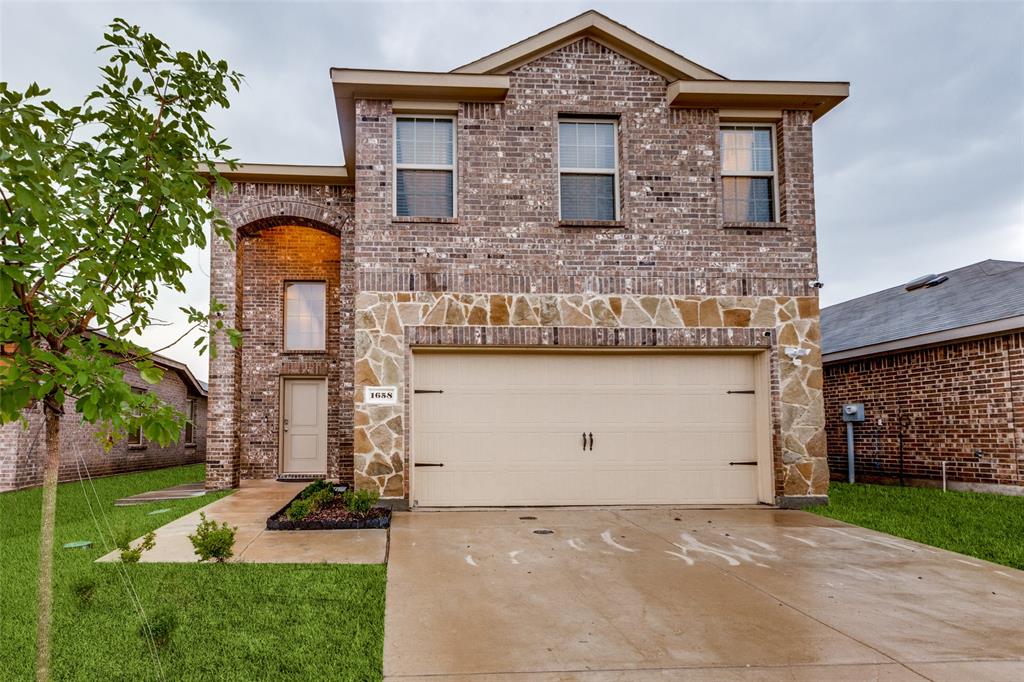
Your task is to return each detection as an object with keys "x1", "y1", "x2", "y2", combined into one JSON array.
[{"x1": 267, "y1": 495, "x2": 392, "y2": 531}]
